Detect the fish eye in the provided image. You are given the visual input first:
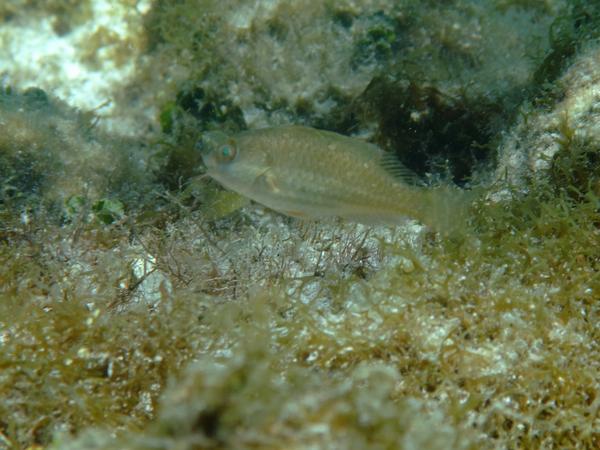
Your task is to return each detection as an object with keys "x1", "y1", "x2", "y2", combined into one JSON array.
[{"x1": 218, "y1": 142, "x2": 237, "y2": 163}]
